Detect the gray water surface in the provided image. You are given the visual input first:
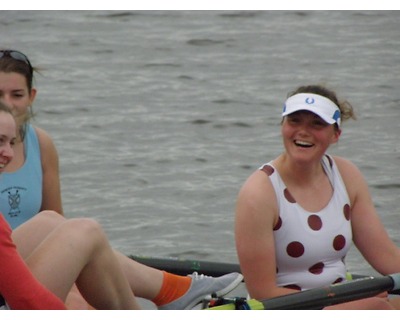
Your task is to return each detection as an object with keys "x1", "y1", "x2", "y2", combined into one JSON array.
[{"x1": 1, "y1": 10, "x2": 399, "y2": 276}]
